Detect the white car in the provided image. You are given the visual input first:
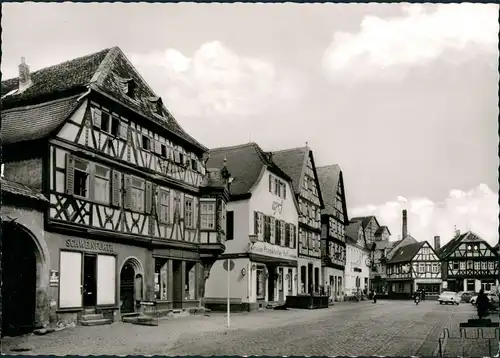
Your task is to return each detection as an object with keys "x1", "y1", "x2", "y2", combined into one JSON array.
[{"x1": 438, "y1": 291, "x2": 460, "y2": 305}]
